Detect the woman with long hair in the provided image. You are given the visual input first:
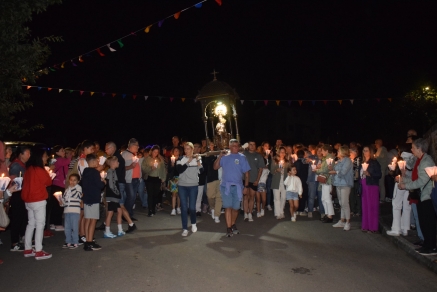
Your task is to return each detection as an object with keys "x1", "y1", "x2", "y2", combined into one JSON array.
[
  {"x1": 142, "y1": 145, "x2": 166, "y2": 217},
  {"x1": 22, "y1": 149, "x2": 53, "y2": 260},
  {"x1": 360, "y1": 145, "x2": 382, "y2": 233},
  {"x1": 256, "y1": 146, "x2": 269, "y2": 217},
  {"x1": 269, "y1": 146, "x2": 291, "y2": 219},
  {"x1": 314, "y1": 144, "x2": 335, "y2": 223},
  {"x1": 167, "y1": 147, "x2": 181, "y2": 215}
]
